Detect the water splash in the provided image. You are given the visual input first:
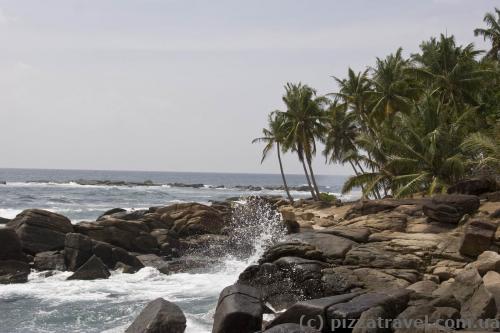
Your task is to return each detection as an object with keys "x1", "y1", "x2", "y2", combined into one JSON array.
[{"x1": 227, "y1": 196, "x2": 286, "y2": 263}]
